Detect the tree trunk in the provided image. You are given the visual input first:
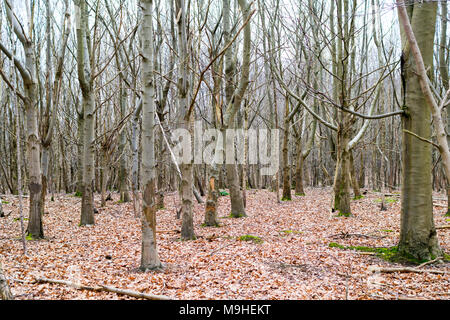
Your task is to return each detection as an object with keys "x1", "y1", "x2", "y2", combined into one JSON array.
[
  {"x1": 349, "y1": 151, "x2": 361, "y2": 198},
  {"x1": 282, "y1": 97, "x2": 291, "y2": 201},
  {"x1": 75, "y1": 0, "x2": 95, "y2": 226},
  {"x1": 398, "y1": 0, "x2": 442, "y2": 261},
  {"x1": 140, "y1": 0, "x2": 162, "y2": 270},
  {"x1": 76, "y1": 107, "x2": 84, "y2": 195},
  {"x1": 440, "y1": 1, "x2": 450, "y2": 215},
  {"x1": 176, "y1": 0, "x2": 196, "y2": 240},
  {"x1": 333, "y1": 127, "x2": 352, "y2": 216},
  {"x1": 118, "y1": 83, "x2": 130, "y2": 203},
  {"x1": 295, "y1": 151, "x2": 305, "y2": 196},
  {"x1": 221, "y1": 0, "x2": 250, "y2": 217},
  {"x1": 226, "y1": 162, "x2": 246, "y2": 217},
  {"x1": 25, "y1": 78, "x2": 44, "y2": 238},
  {"x1": 100, "y1": 148, "x2": 109, "y2": 208},
  {"x1": 80, "y1": 92, "x2": 95, "y2": 225}
]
